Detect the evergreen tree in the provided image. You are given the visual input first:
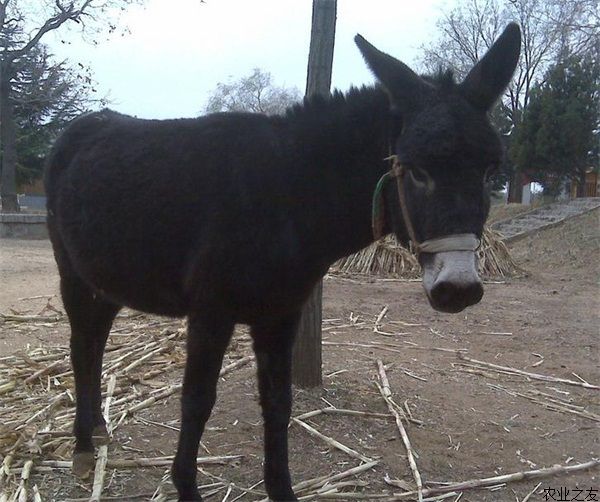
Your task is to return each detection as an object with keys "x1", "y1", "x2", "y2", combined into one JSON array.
[
  {"x1": 9, "y1": 44, "x2": 101, "y2": 186},
  {"x1": 1, "y1": 0, "x2": 143, "y2": 212},
  {"x1": 512, "y1": 49, "x2": 599, "y2": 195},
  {"x1": 420, "y1": 0, "x2": 599, "y2": 202}
]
